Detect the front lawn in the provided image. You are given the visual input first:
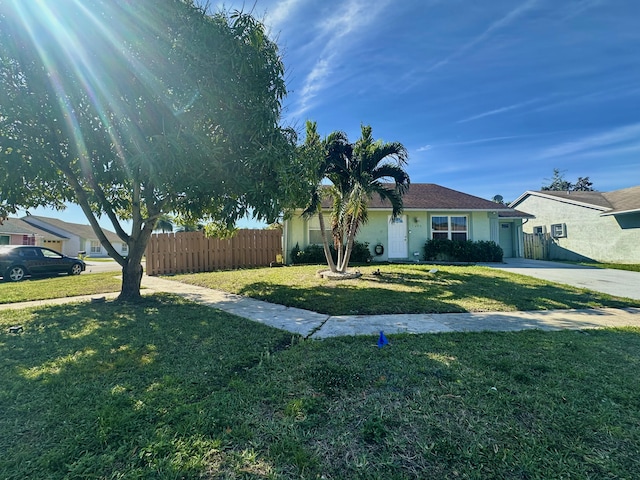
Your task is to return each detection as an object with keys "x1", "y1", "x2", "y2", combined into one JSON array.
[
  {"x1": 558, "y1": 260, "x2": 640, "y2": 273},
  {"x1": 169, "y1": 264, "x2": 638, "y2": 315},
  {"x1": 0, "y1": 272, "x2": 122, "y2": 304},
  {"x1": 2, "y1": 296, "x2": 639, "y2": 479}
]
